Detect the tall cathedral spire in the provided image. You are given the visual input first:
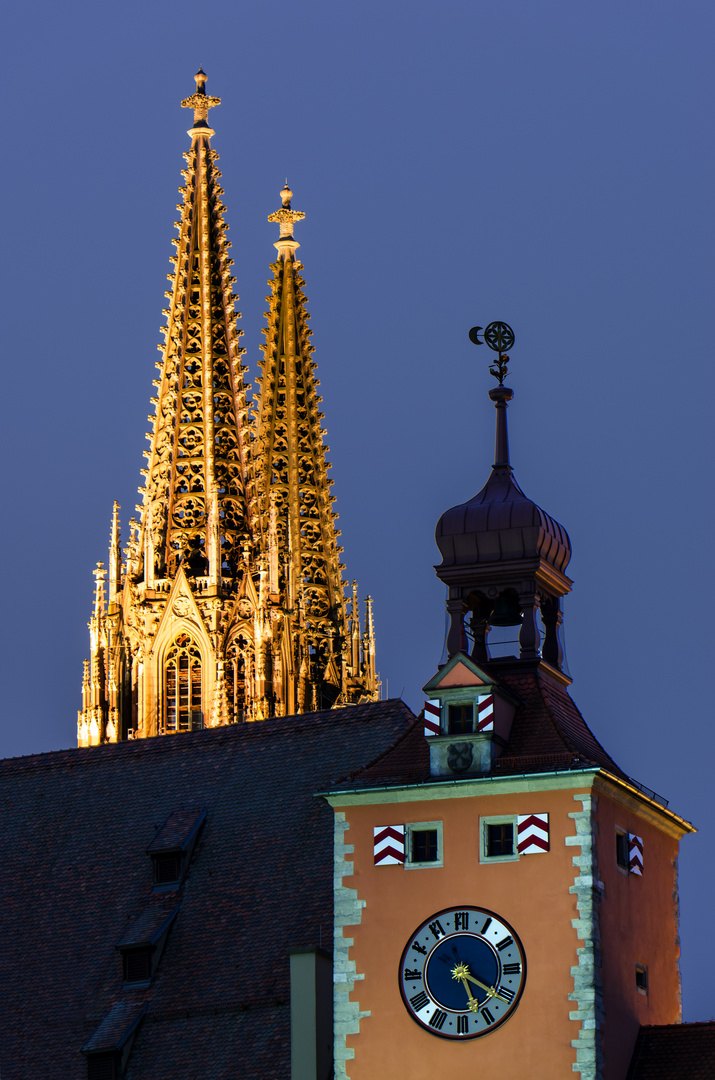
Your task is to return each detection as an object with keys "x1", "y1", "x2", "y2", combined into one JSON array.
[
  {"x1": 77, "y1": 75, "x2": 377, "y2": 747},
  {"x1": 142, "y1": 68, "x2": 252, "y2": 583}
]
